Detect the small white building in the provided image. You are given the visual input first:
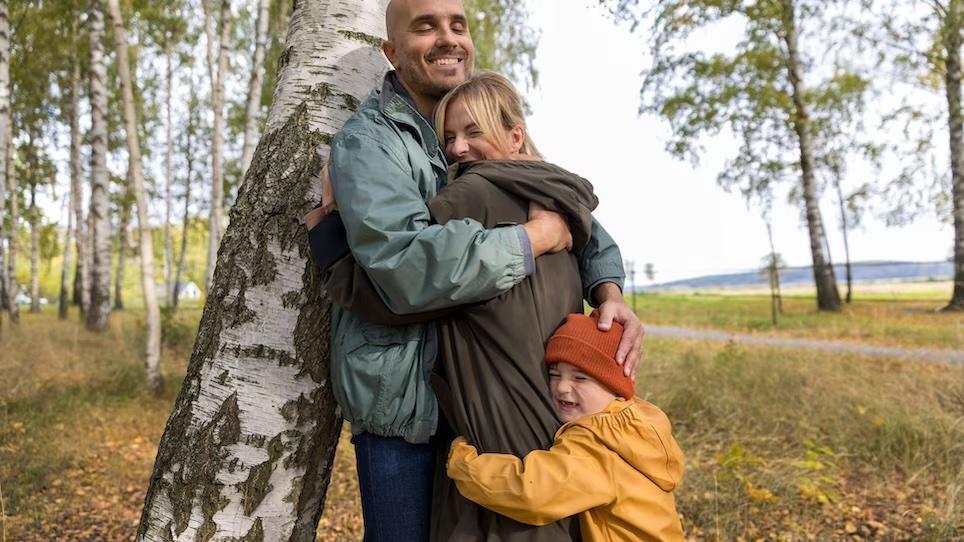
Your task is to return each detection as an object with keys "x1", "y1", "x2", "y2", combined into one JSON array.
[
  {"x1": 159, "y1": 281, "x2": 203, "y2": 301},
  {"x1": 178, "y1": 281, "x2": 203, "y2": 301}
]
